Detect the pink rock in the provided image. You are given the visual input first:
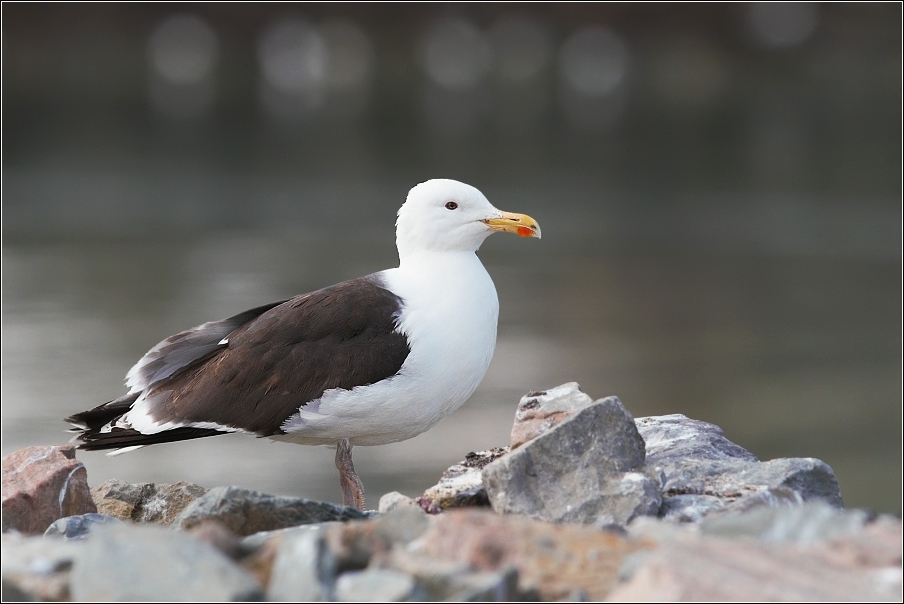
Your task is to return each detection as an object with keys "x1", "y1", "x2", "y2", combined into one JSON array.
[
  {"x1": 606, "y1": 531, "x2": 903, "y2": 602},
  {"x1": 2, "y1": 445, "x2": 97, "y2": 535},
  {"x1": 509, "y1": 382, "x2": 595, "y2": 450}
]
